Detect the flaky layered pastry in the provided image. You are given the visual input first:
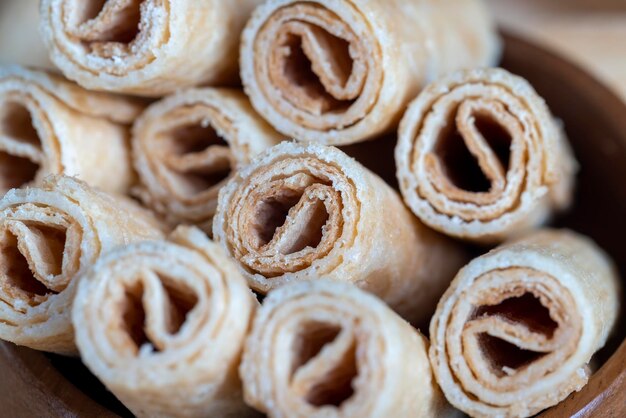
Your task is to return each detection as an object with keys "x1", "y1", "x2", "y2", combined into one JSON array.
[
  {"x1": 240, "y1": 280, "x2": 454, "y2": 418},
  {"x1": 396, "y1": 68, "x2": 577, "y2": 243},
  {"x1": 0, "y1": 176, "x2": 163, "y2": 355},
  {"x1": 429, "y1": 229, "x2": 620, "y2": 418},
  {"x1": 240, "y1": 0, "x2": 500, "y2": 145},
  {"x1": 0, "y1": 65, "x2": 142, "y2": 195},
  {"x1": 133, "y1": 88, "x2": 283, "y2": 231},
  {"x1": 213, "y1": 142, "x2": 465, "y2": 324},
  {"x1": 73, "y1": 226, "x2": 258, "y2": 418},
  {"x1": 40, "y1": 0, "x2": 265, "y2": 96}
]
